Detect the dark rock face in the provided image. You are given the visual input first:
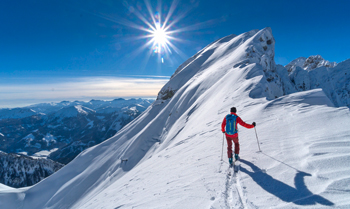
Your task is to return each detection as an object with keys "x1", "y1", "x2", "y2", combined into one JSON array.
[
  {"x1": 158, "y1": 89, "x2": 176, "y2": 100},
  {"x1": 0, "y1": 151, "x2": 63, "y2": 188}
]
